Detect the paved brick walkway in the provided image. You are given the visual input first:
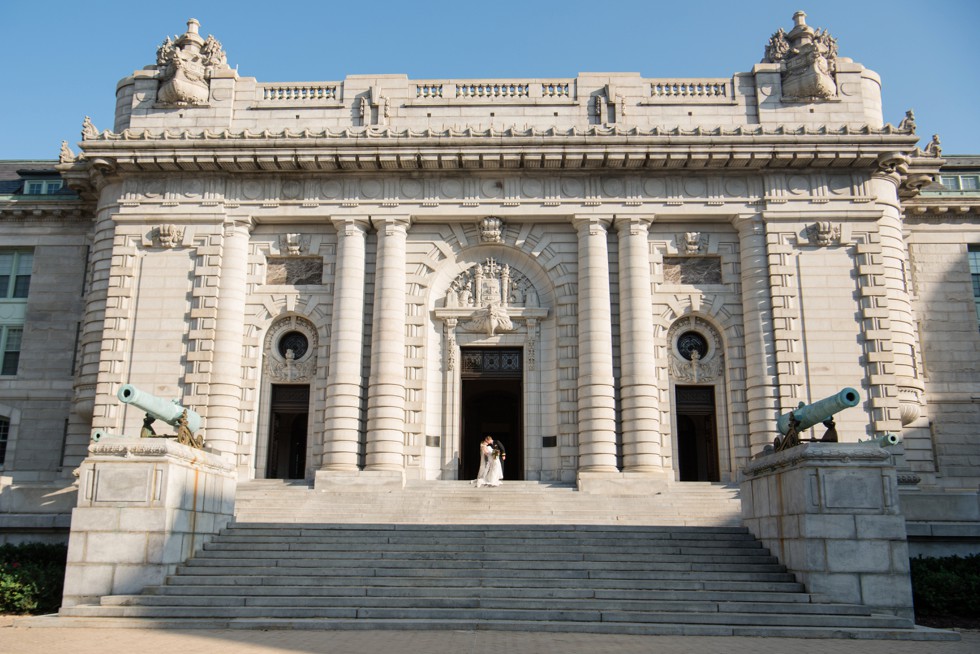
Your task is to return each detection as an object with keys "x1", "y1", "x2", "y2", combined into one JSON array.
[{"x1": 1, "y1": 620, "x2": 978, "y2": 654}]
